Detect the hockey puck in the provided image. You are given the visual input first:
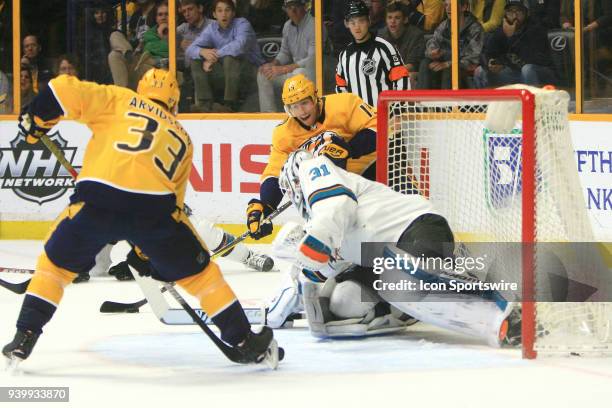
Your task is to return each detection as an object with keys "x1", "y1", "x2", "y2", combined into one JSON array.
[{"x1": 278, "y1": 347, "x2": 285, "y2": 361}]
